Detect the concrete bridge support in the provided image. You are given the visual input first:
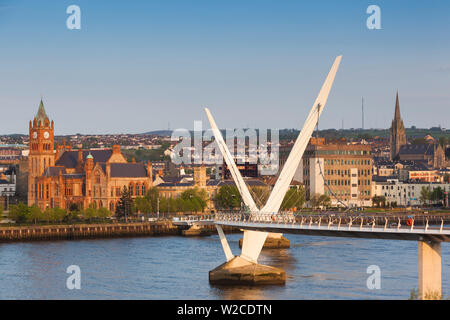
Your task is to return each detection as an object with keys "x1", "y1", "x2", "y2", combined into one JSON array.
[
  {"x1": 209, "y1": 256, "x2": 286, "y2": 285},
  {"x1": 239, "y1": 233, "x2": 290, "y2": 249},
  {"x1": 418, "y1": 240, "x2": 442, "y2": 300}
]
